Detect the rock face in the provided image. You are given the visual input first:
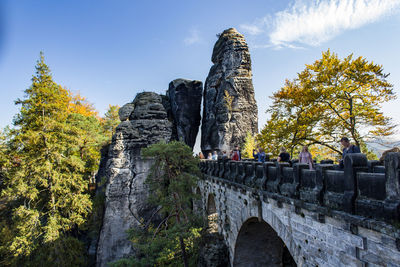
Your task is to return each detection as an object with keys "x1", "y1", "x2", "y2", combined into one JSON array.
[
  {"x1": 96, "y1": 92, "x2": 173, "y2": 267},
  {"x1": 201, "y1": 28, "x2": 258, "y2": 154},
  {"x1": 118, "y1": 103, "x2": 135, "y2": 121},
  {"x1": 167, "y1": 79, "x2": 203, "y2": 149},
  {"x1": 198, "y1": 233, "x2": 229, "y2": 267},
  {"x1": 97, "y1": 28, "x2": 260, "y2": 264}
]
